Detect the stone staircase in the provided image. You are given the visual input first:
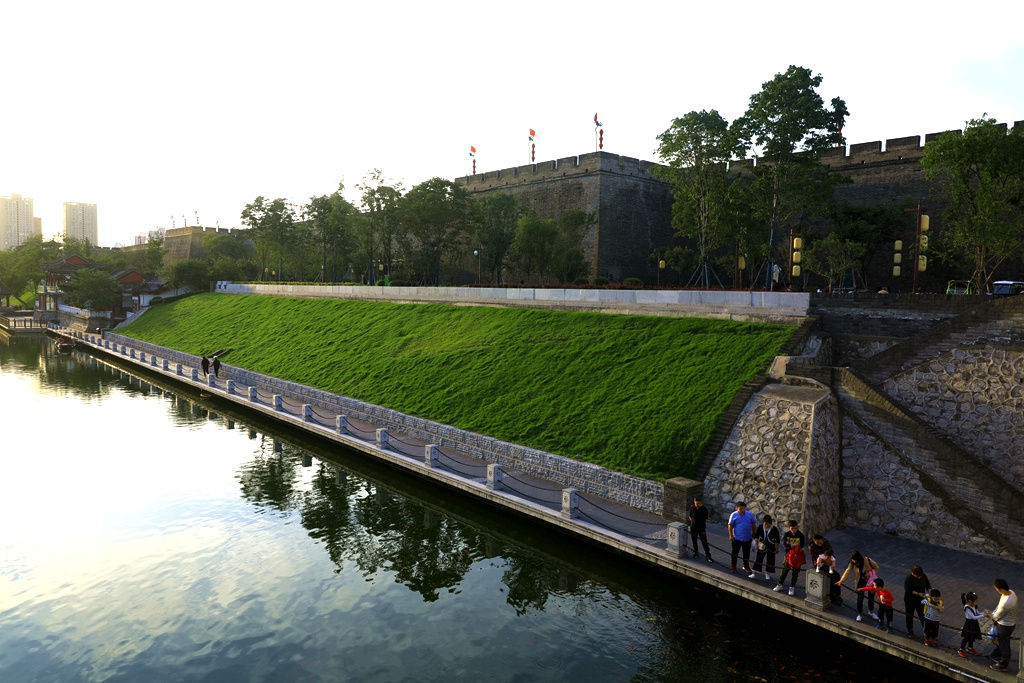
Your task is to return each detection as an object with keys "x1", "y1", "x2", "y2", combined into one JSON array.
[{"x1": 851, "y1": 296, "x2": 1024, "y2": 384}]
